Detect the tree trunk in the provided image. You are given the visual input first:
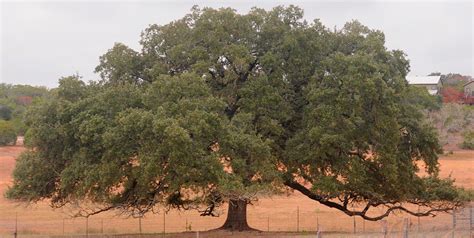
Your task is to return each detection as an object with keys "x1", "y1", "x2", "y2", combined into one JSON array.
[{"x1": 219, "y1": 199, "x2": 253, "y2": 231}]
